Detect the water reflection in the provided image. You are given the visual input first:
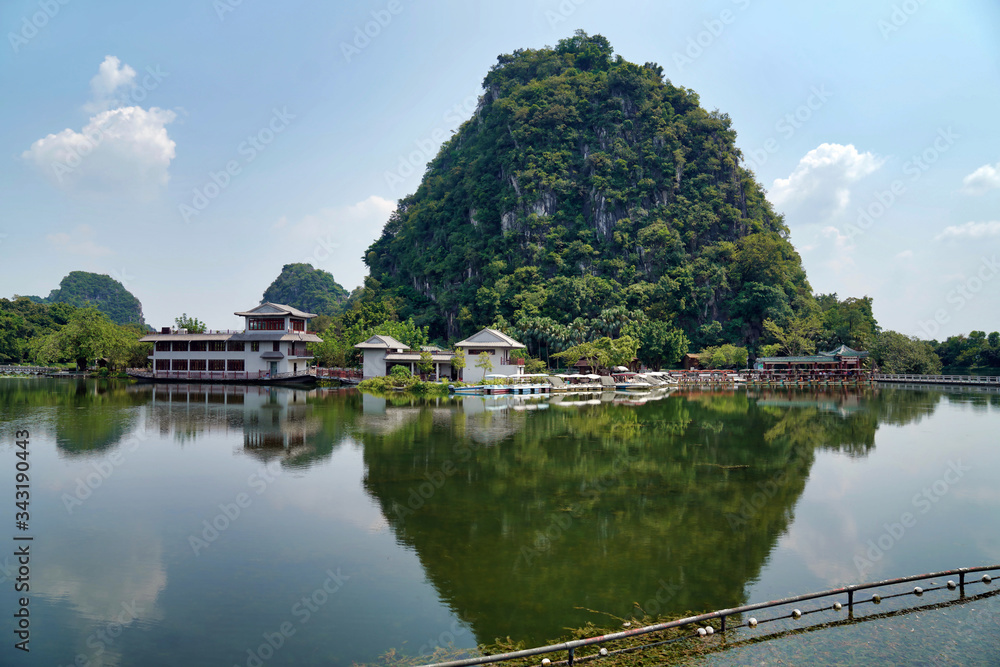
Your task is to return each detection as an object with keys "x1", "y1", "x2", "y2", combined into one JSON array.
[
  {"x1": 356, "y1": 385, "x2": 946, "y2": 646},
  {"x1": 1, "y1": 379, "x2": 994, "y2": 664},
  {"x1": 123, "y1": 383, "x2": 360, "y2": 467}
]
